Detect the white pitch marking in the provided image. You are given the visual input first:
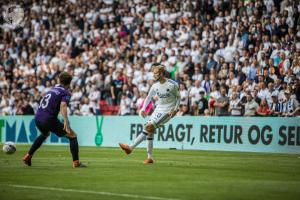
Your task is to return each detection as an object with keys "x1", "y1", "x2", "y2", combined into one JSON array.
[{"x1": 9, "y1": 184, "x2": 180, "y2": 200}]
